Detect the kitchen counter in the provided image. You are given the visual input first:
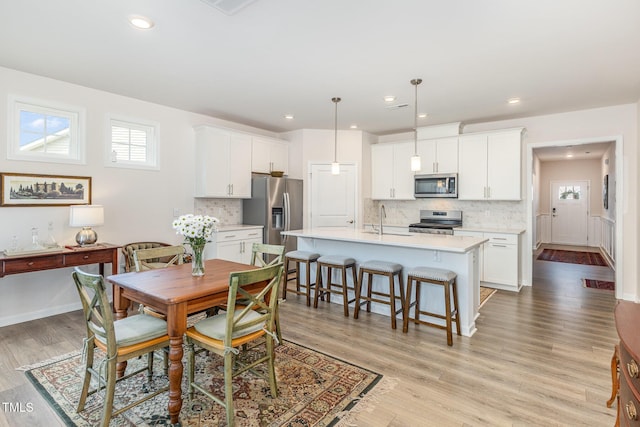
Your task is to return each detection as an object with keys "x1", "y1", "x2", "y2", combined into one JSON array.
[
  {"x1": 456, "y1": 226, "x2": 525, "y2": 234},
  {"x1": 282, "y1": 227, "x2": 485, "y2": 337},
  {"x1": 283, "y1": 228, "x2": 487, "y2": 254}
]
